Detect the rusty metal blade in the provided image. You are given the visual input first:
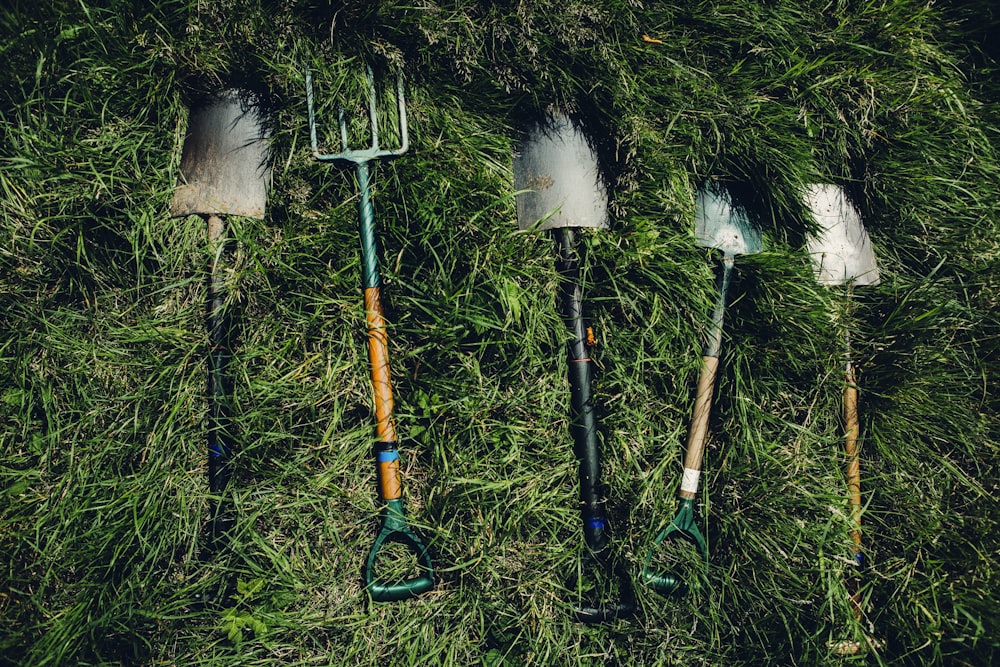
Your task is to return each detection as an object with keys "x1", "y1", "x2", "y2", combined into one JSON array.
[
  {"x1": 805, "y1": 184, "x2": 880, "y2": 287},
  {"x1": 513, "y1": 113, "x2": 609, "y2": 231},
  {"x1": 694, "y1": 182, "x2": 762, "y2": 258},
  {"x1": 171, "y1": 90, "x2": 270, "y2": 219}
]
